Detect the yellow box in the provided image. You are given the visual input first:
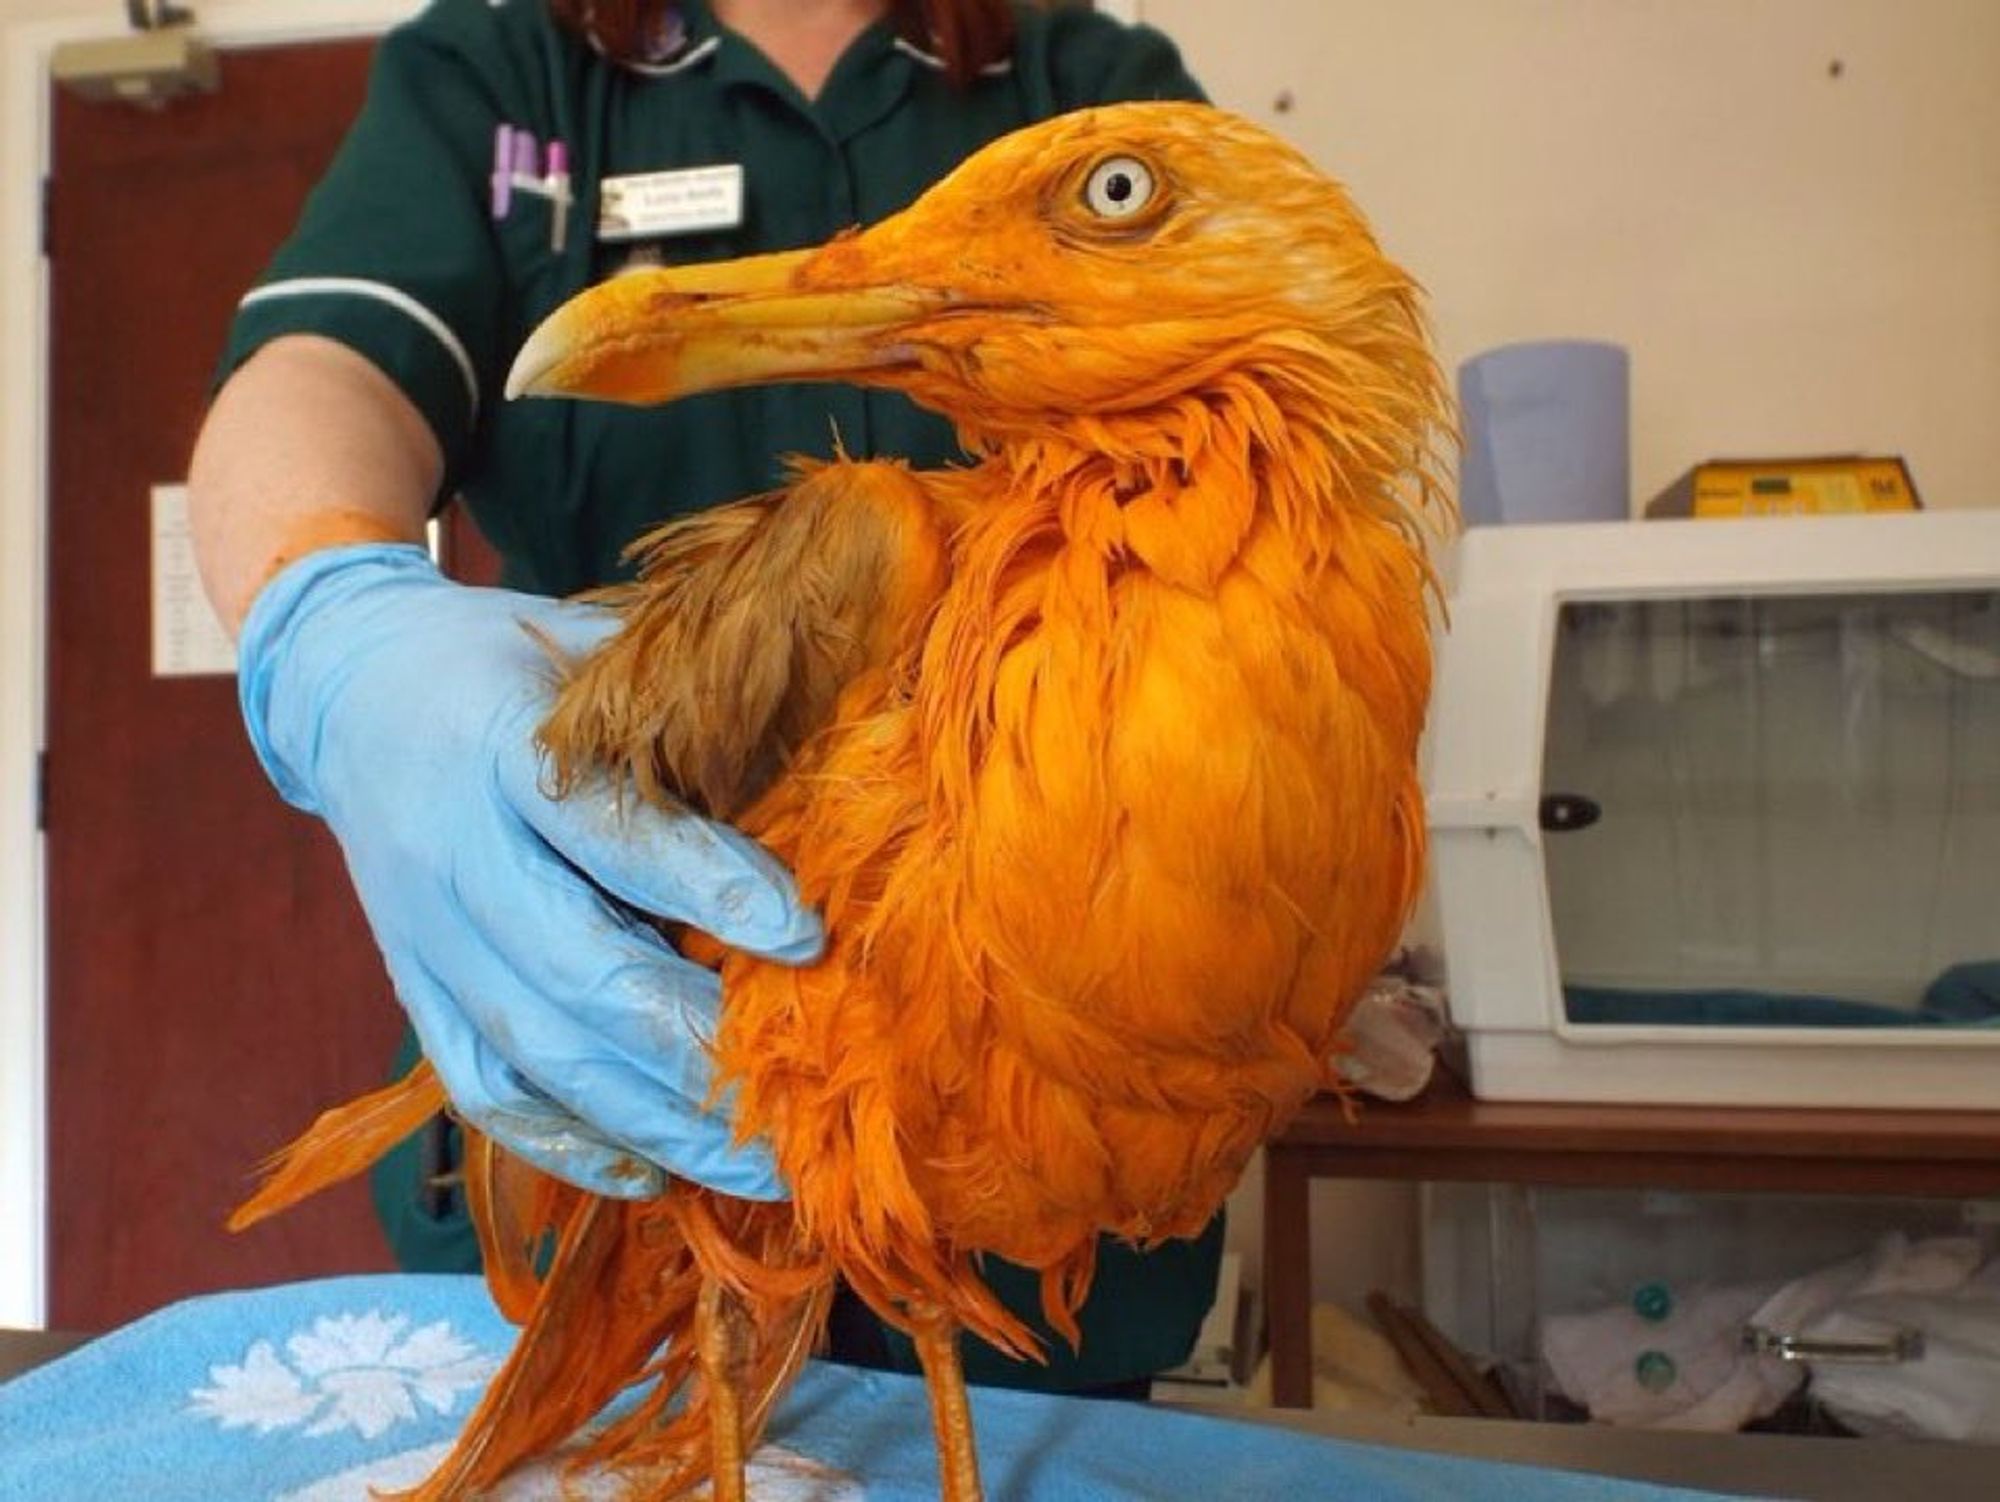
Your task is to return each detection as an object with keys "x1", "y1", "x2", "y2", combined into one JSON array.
[{"x1": 1647, "y1": 456, "x2": 1921, "y2": 518}]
